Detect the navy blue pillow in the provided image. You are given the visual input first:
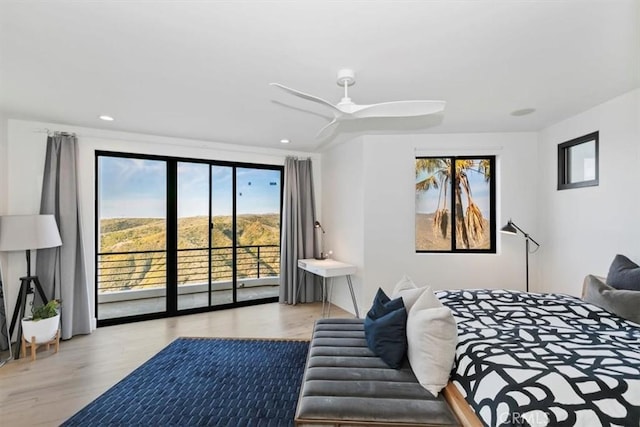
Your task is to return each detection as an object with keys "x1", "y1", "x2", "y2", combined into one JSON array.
[
  {"x1": 364, "y1": 288, "x2": 407, "y2": 369},
  {"x1": 367, "y1": 287, "x2": 404, "y2": 319}
]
